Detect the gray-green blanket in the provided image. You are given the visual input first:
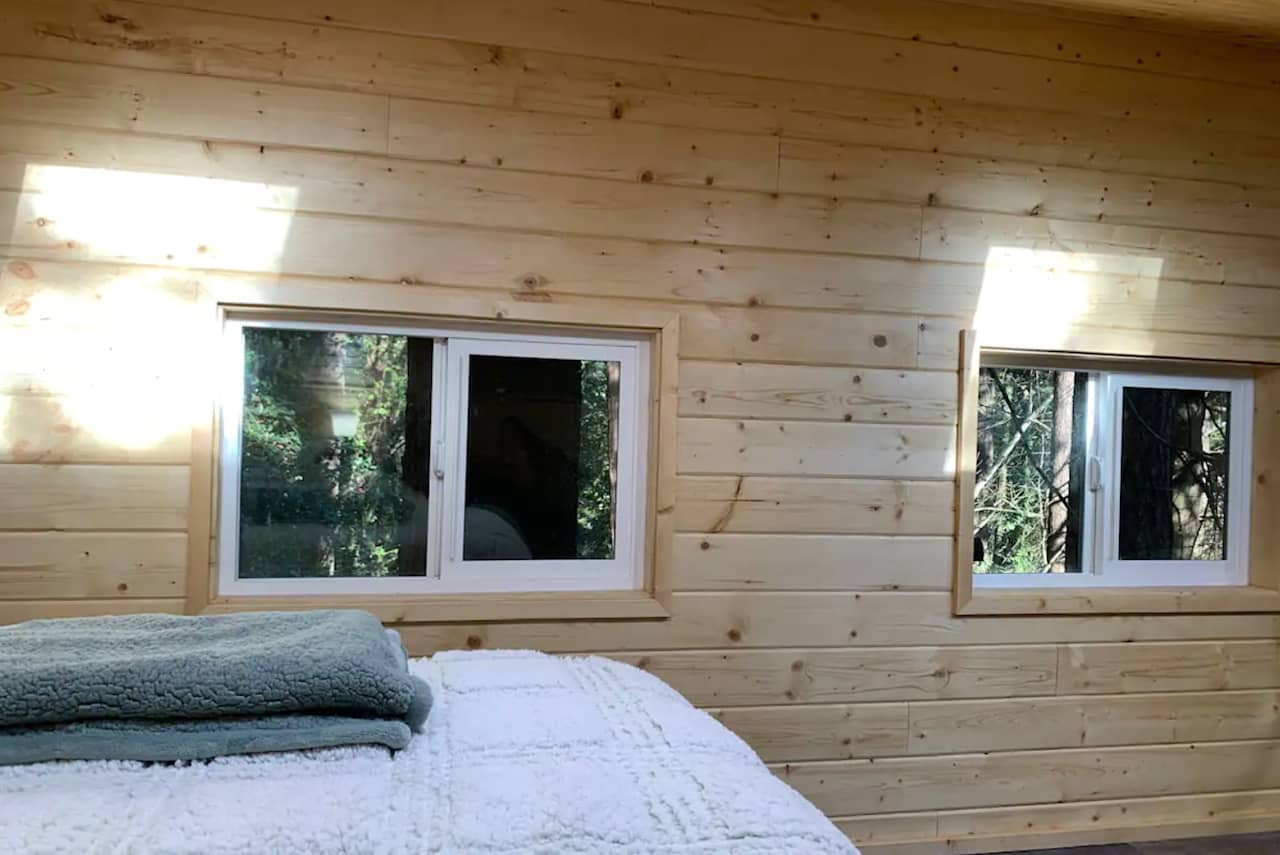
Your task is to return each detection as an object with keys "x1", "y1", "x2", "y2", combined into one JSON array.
[{"x1": 0, "y1": 609, "x2": 432, "y2": 765}]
